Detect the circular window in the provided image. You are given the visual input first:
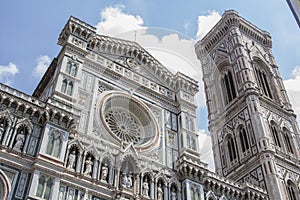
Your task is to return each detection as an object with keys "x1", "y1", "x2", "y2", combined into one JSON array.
[{"x1": 99, "y1": 92, "x2": 159, "y2": 150}]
